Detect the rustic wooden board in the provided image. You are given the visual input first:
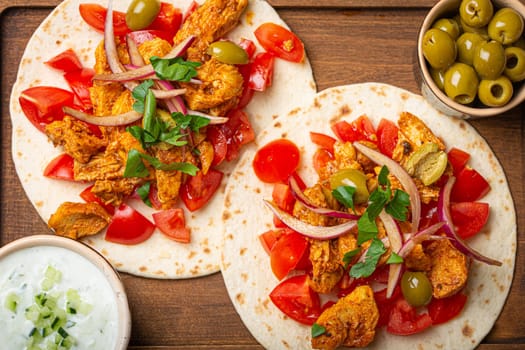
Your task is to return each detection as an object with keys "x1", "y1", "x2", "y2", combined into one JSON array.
[{"x1": 1, "y1": 1, "x2": 523, "y2": 349}]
